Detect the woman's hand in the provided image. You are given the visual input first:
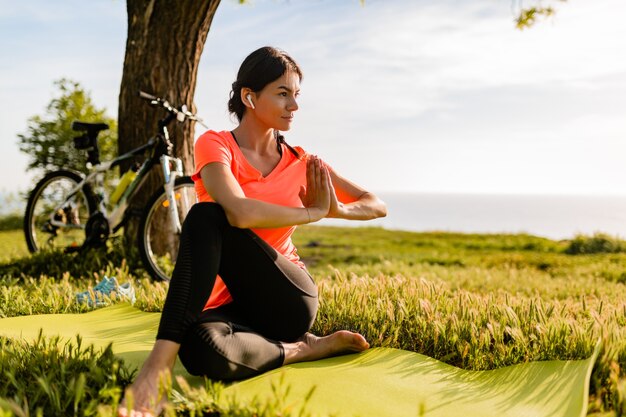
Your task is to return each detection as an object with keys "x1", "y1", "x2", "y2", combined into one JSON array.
[
  {"x1": 304, "y1": 156, "x2": 347, "y2": 219},
  {"x1": 299, "y1": 155, "x2": 331, "y2": 222},
  {"x1": 326, "y1": 174, "x2": 347, "y2": 219},
  {"x1": 317, "y1": 164, "x2": 388, "y2": 221}
]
